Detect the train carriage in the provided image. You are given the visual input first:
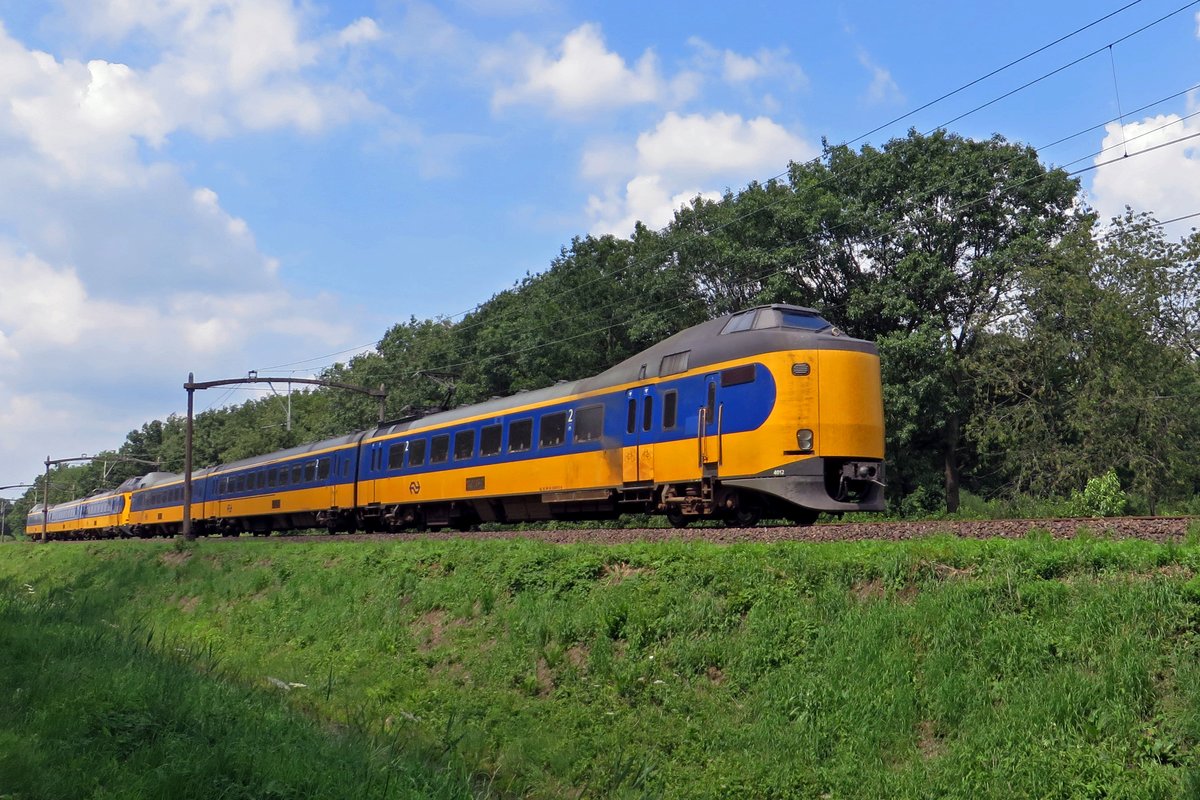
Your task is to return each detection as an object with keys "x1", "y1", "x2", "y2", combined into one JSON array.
[
  {"x1": 200, "y1": 434, "x2": 362, "y2": 535},
  {"x1": 24, "y1": 484, "x2": 132, "y2": 540},
  {"x1": 359, "y1": 304, "x2": 885, "y2": 529}
]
